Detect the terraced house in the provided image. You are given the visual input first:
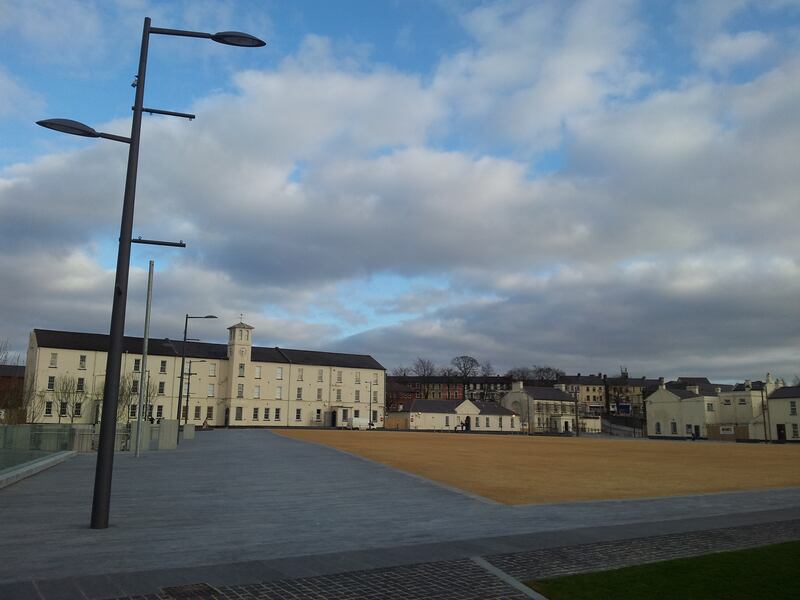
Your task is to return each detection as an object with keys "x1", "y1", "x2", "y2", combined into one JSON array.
[{"x1": 24, "y1": 322, "x2": 385, "y2": 429}]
